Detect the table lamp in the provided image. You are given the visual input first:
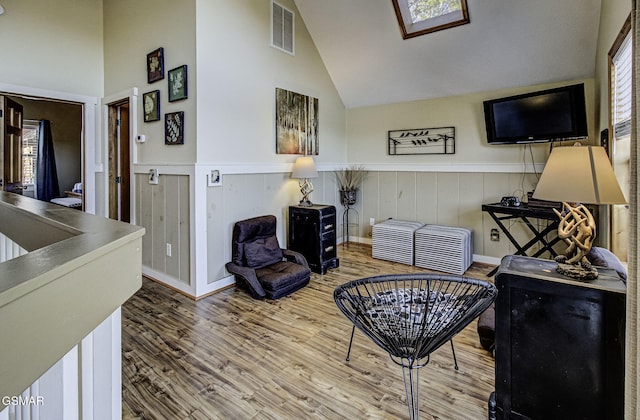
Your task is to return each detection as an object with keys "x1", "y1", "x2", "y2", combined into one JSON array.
[
  {"x1": 532, "y1": 144, "x2": 626, "y2": 279},
  {"x1": 291, "y1": 156, "x2": 318, "y2": 207}
]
